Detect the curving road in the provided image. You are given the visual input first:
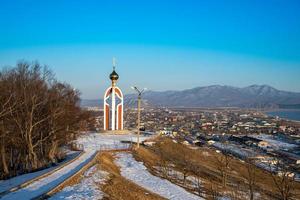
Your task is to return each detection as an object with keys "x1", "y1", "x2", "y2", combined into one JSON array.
[{"x1": 1, "y1": 150, "x2": 96, "y2": 200}]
